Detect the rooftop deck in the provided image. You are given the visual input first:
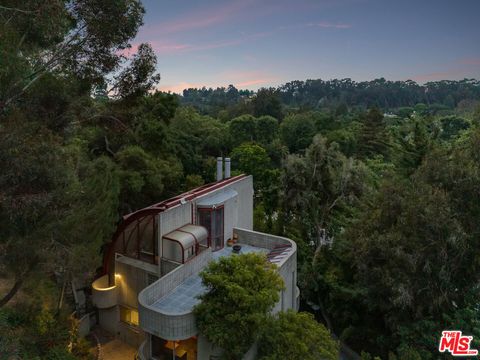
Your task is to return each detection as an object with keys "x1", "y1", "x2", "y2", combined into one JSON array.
[
  {"x1": 151, "y1": 244, "x2": 269, "y2": 315},
  {"x1": 138, "y1": 228, "x2": 297, "y2": 340}
]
